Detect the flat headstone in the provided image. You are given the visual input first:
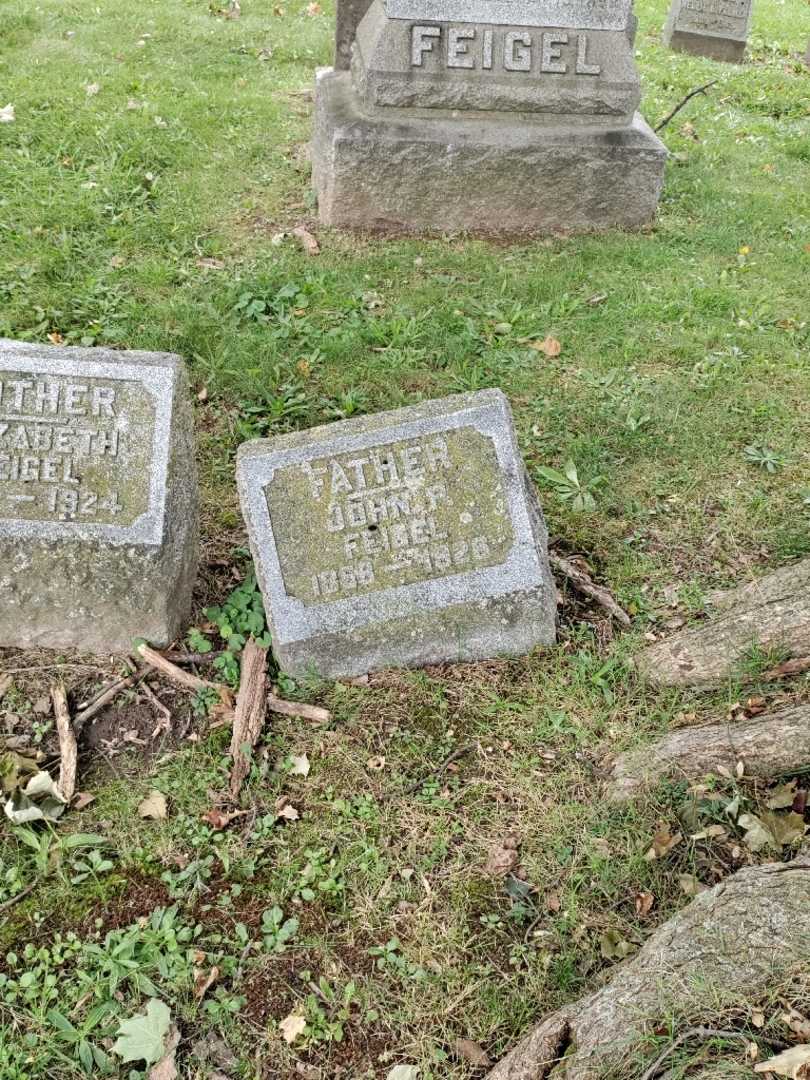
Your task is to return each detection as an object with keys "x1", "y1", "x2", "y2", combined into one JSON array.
[
  {"x1": 0, "y1": 339, "x2": 198, "y2": 653},
  {"x1": 663, "y1": 0, "x2": 752, "y2": 62},
  {"x1": 237, "y1": 390, "x2": 556, "y2": 678}
]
